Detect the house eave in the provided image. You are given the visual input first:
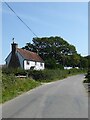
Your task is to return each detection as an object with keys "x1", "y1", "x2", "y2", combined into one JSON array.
[
  {"x1": 24, "y1": 59, "x2": 44, "y2": 63},
  {"x1": 5, "y1": 52, "x2": 12, "y2": 61}
]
